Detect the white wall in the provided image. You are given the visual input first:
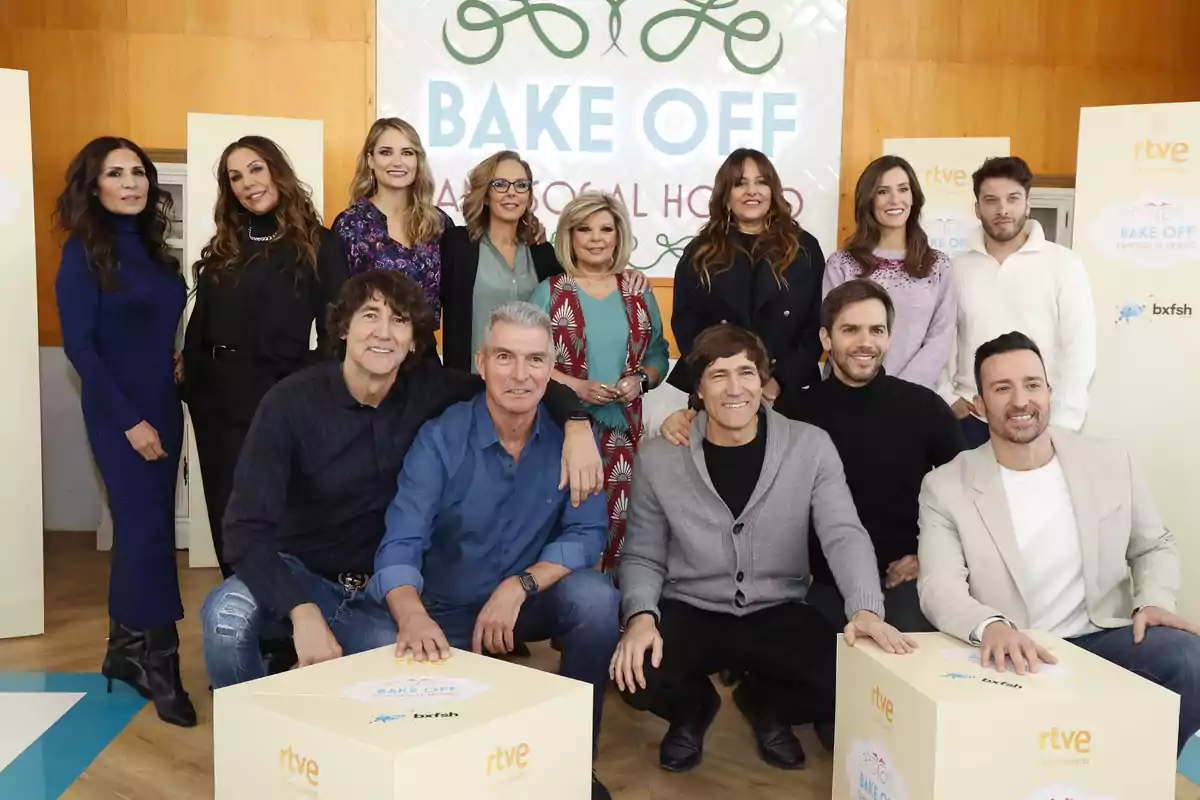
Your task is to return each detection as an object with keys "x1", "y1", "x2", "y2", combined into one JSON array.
[
  {"x1": 40, "y1": 347, "x2": 103, "y2": 533},
  {"x1": 0, "y1": 68, "x2": 45, "y2": 638}
]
